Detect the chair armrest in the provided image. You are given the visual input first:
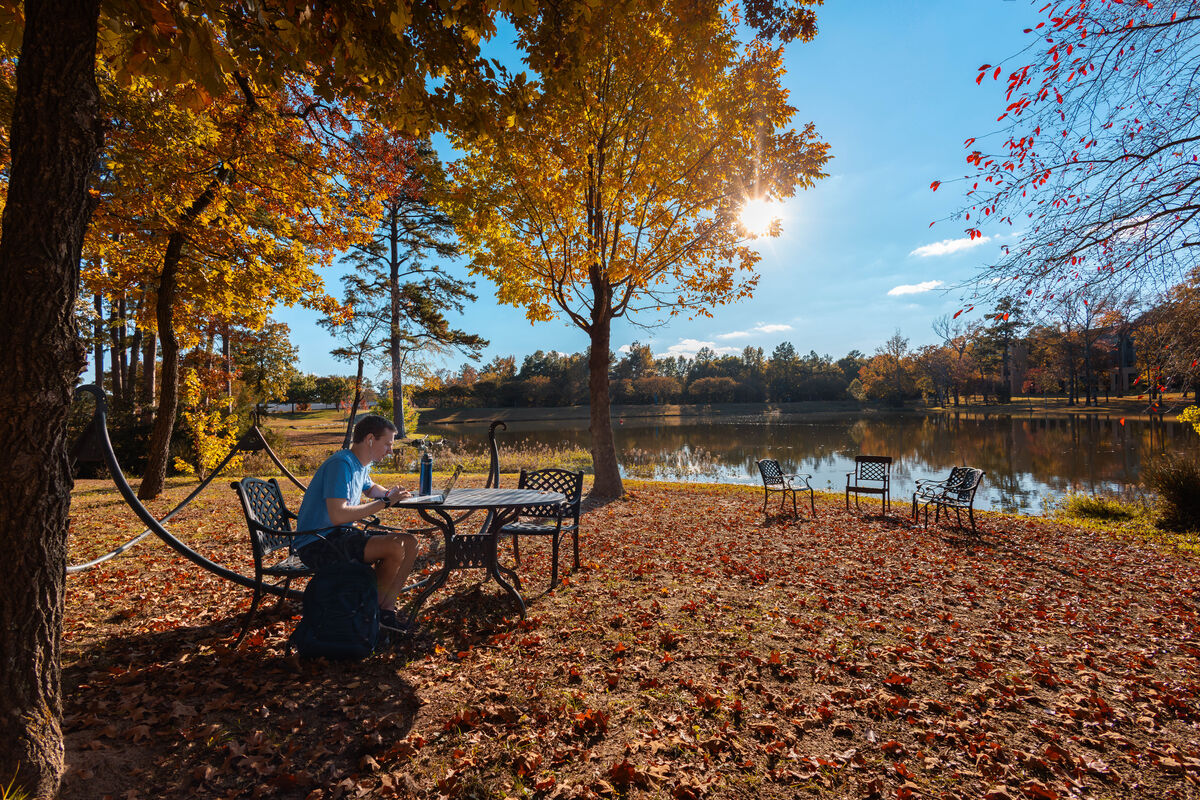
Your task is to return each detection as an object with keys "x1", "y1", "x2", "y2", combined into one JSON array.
[
  {"x1": 359, "y1": 521, "x2": 417, "y2": 534},
  {"x1": 250, "y1": 521, "x2": 327, "y2": 541}
]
